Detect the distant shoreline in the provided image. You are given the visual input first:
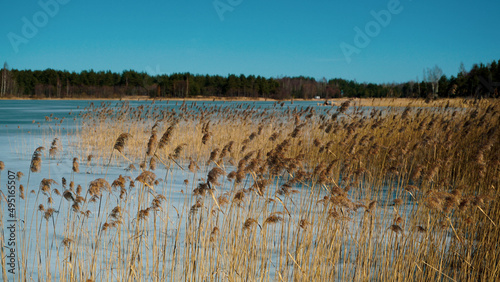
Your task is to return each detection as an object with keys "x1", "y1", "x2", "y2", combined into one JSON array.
[
  {"x1": 0, "y1": 96, "x2": 485, "y2": 108},
  {"x1": 0, "y1": 95, "x2": 273, "y2": 102}
]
